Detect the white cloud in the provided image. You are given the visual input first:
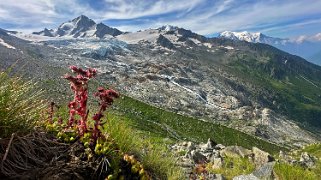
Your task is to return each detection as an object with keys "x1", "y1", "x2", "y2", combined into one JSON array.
[
  {"x1": 0, "y1": 0, "x2": 321, "y2": 38},
  {"x1": 291, "y1": 32, "x2": 321, "y2": 43}
]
